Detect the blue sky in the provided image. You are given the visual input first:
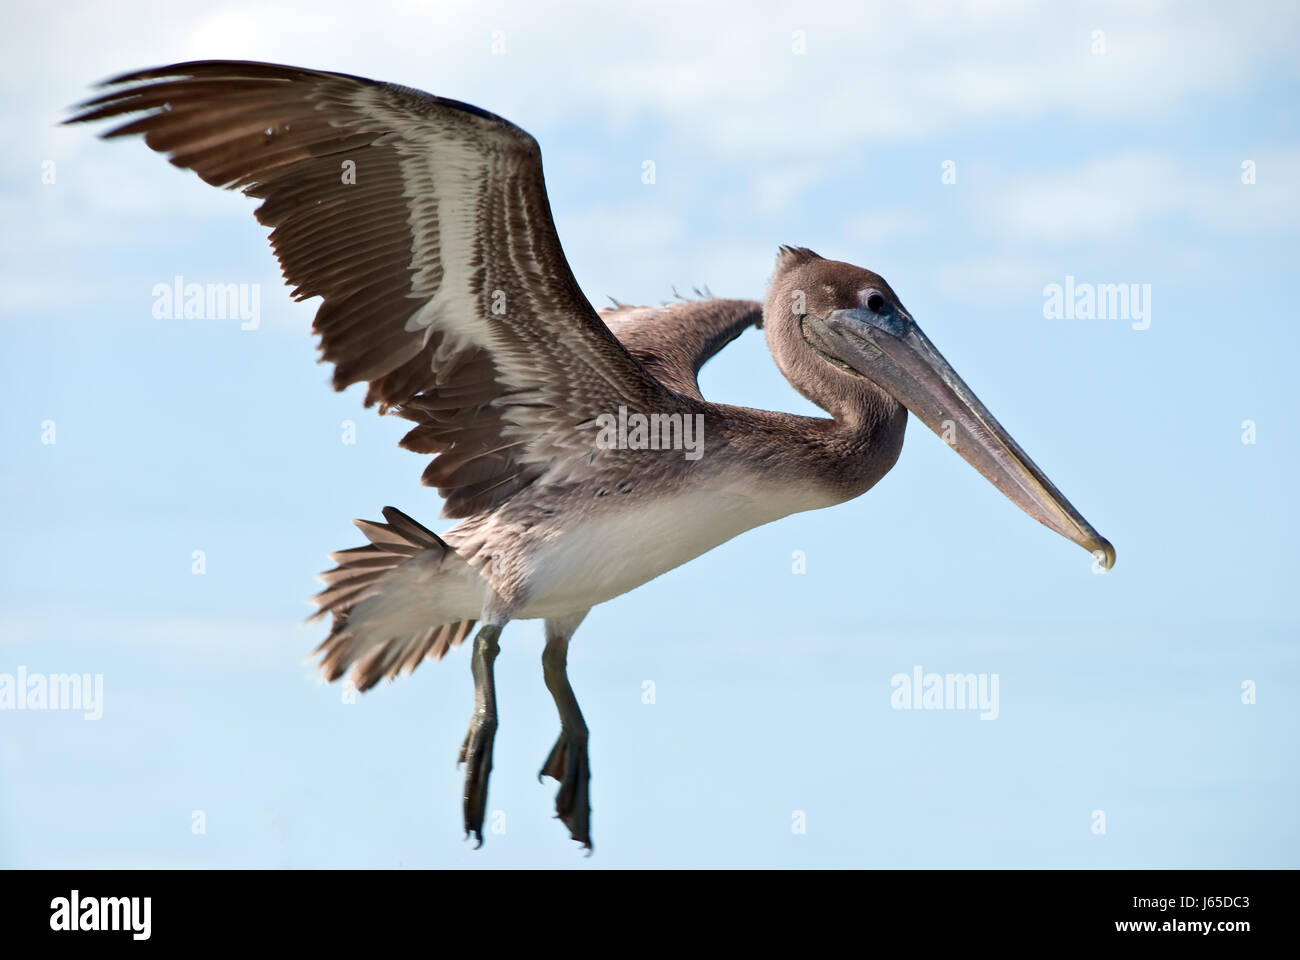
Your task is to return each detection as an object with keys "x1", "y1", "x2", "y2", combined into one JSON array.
[{"x1": 1, "y1": 0, "x2": 1297, "y2": 867}]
